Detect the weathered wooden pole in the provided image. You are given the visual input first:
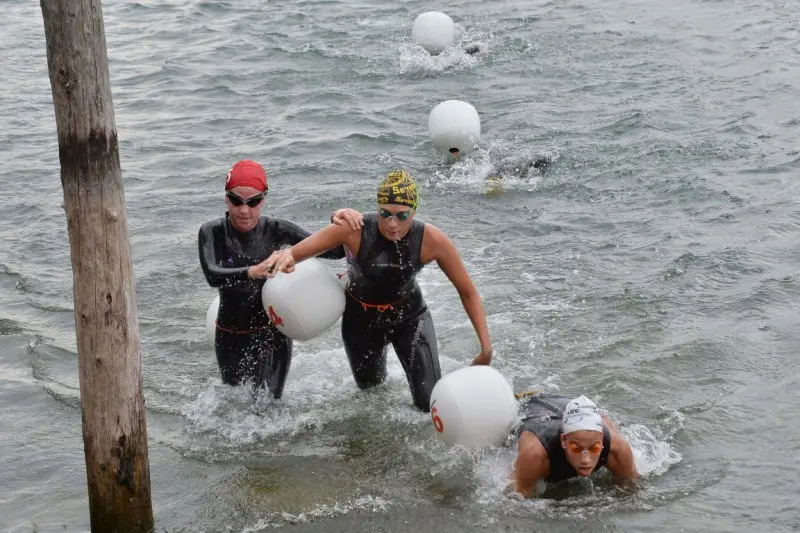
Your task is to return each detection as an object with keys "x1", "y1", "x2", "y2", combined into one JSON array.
[{"x1": 39, "y1": 0, "x2": 154, "y2": 530}]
